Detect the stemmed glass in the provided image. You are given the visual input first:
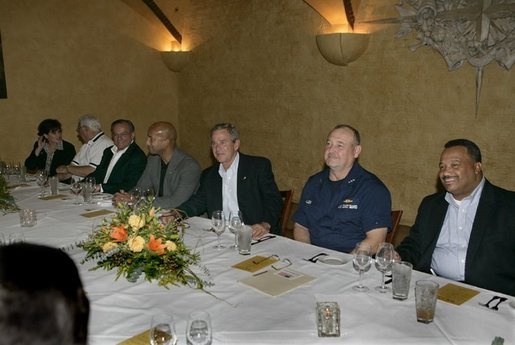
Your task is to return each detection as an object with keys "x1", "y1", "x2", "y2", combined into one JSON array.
[
  {"x1": 186, "y1": 311, "x2": 212, "y2": 345},
  {"x1": 70, "y1": 178, "x2": 83, "y2": 205},
  {"x1": 352, "y1": 242, "x2": 372, "y2": 292},
  {"x1": 150, "y1": 313, "x2": 177, "y2": 345},
  {"x1": 129, "y1": 187, "x2": 142, "y2": 209},
  {"x1": 144, "y1": 187, "x2": 156, "y2": 202},
  {"x1": 211, "y1": 210, "x2": 226, "y2": 249},
  {"x1": 36, "y1": 170, "x2": 48, "y2": 197},
  {"x1": 375, "y1": 242, "x2": 395, "y2": 293},
  {"x1": 227, "y1": 210, "x2": 243, "y2": 250}
]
